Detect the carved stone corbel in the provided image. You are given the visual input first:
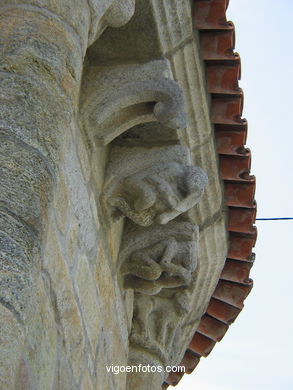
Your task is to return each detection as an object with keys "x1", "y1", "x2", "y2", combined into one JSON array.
[
  {"x1": 102, "y1": 145, "x2": 208, "y2": 226},
  {"x1": 119, "y1": 221, "x2": 200, "y2": 387},
  {"x1": 119, "y1": 221, "x2": 198, "y2": 295},
  {"x1": 80, "y1": 59, "x2": 187, "y2": 145}
]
